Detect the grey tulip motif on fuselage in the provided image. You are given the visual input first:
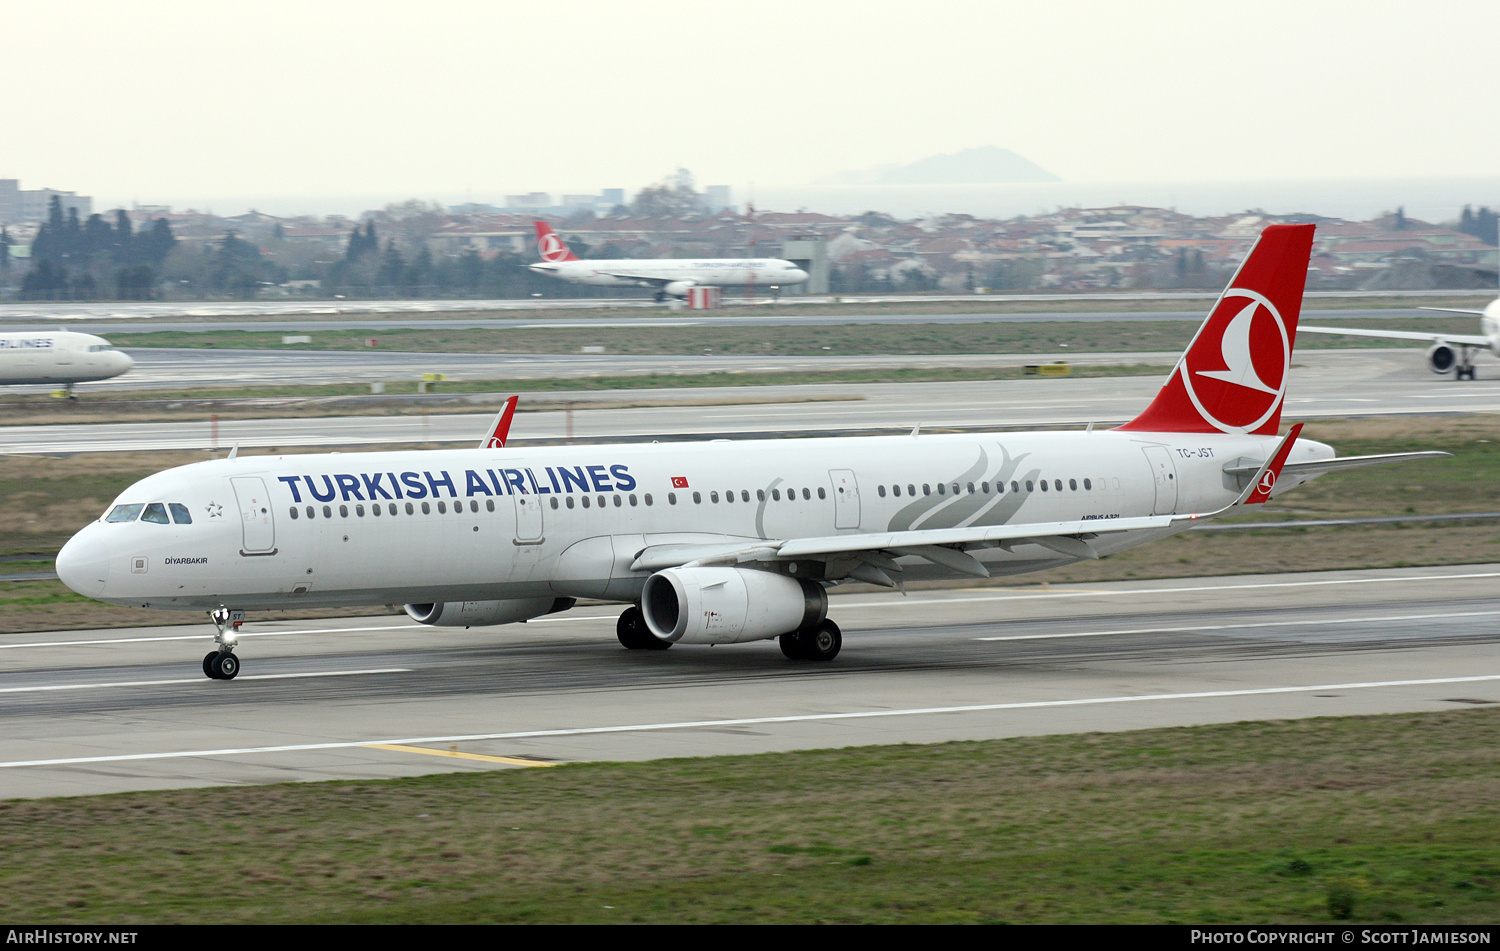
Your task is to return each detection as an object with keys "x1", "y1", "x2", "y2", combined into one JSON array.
[{"x1": 885, "y1": 444, "x2": 1036, "y2": 532}]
